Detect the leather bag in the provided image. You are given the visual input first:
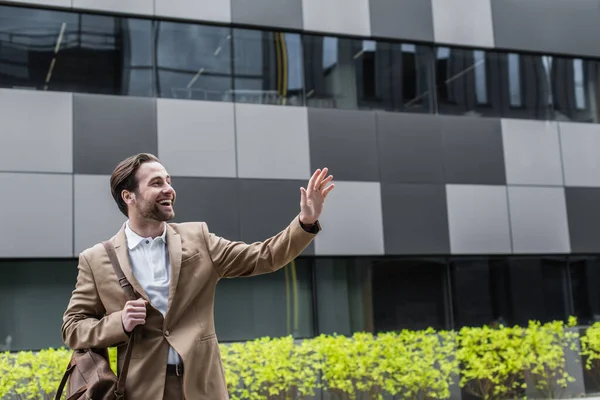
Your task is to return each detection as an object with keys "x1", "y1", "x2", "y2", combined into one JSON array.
[{"x1": 55, "y1": 241, "x2": 138, "y2": 400}]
